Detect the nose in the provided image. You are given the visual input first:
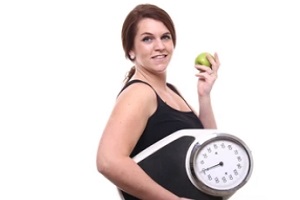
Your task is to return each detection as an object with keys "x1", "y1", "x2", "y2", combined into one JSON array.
[{"x1": 154, "y1": 39, "x2": 165, "y2": 50}]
